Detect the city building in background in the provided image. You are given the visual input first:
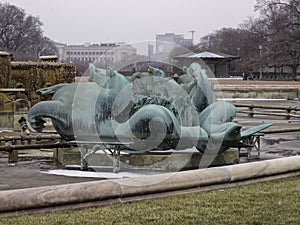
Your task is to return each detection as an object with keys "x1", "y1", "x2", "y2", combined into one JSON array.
[
  {"x1": 56, "y1": 42, "x2": 137, "y2": 64},
  {"x1": 156, "y1": 33, "x2": 193, "y2": 53}
]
